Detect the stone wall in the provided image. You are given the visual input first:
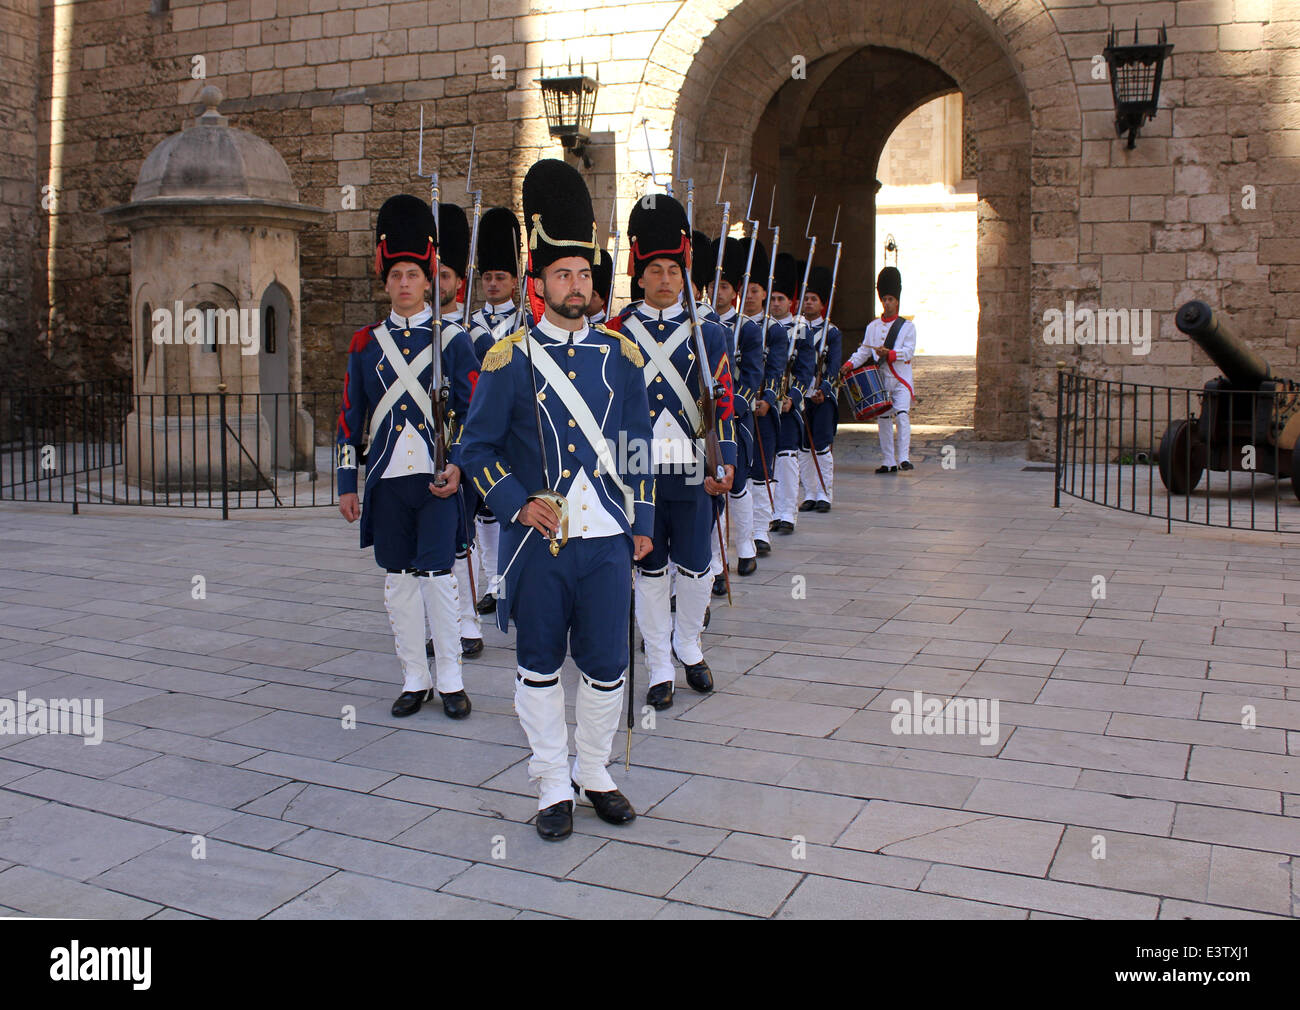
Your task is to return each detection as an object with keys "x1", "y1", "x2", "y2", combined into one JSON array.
[
  {"x1": 10, "y1": 0, "x2": 1300, "y2": 462},
  {"x1": 0, "y1": 0, "x2": 40, "y2": 381}
]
